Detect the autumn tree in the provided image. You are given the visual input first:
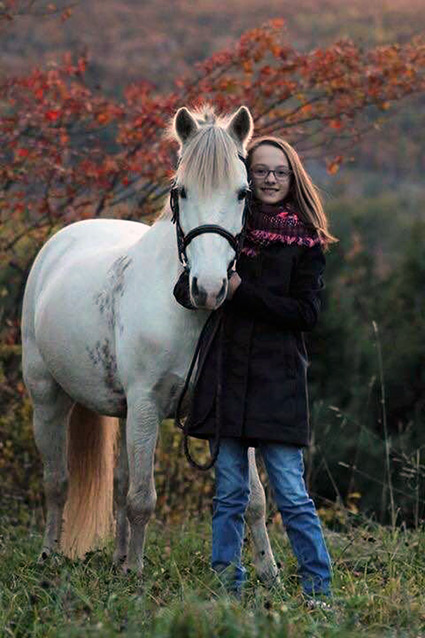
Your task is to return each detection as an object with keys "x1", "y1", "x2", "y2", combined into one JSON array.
[
  {"x1": 1, "y1": 19, "x2": 424, "y2": 341},
  {"x1": 0, "y1": 0, "x2": 75, "y2": 27}
]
